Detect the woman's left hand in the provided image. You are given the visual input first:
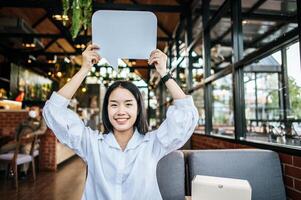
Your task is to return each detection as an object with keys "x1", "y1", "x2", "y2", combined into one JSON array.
[{"x1": 148, "y1": 49, "x2": 167, "y2": 77}]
